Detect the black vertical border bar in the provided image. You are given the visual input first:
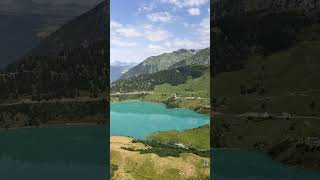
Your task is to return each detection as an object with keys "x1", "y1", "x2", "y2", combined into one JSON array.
[{"x1": 105, "y1": 0, "x2": 110, "y2": 179}]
